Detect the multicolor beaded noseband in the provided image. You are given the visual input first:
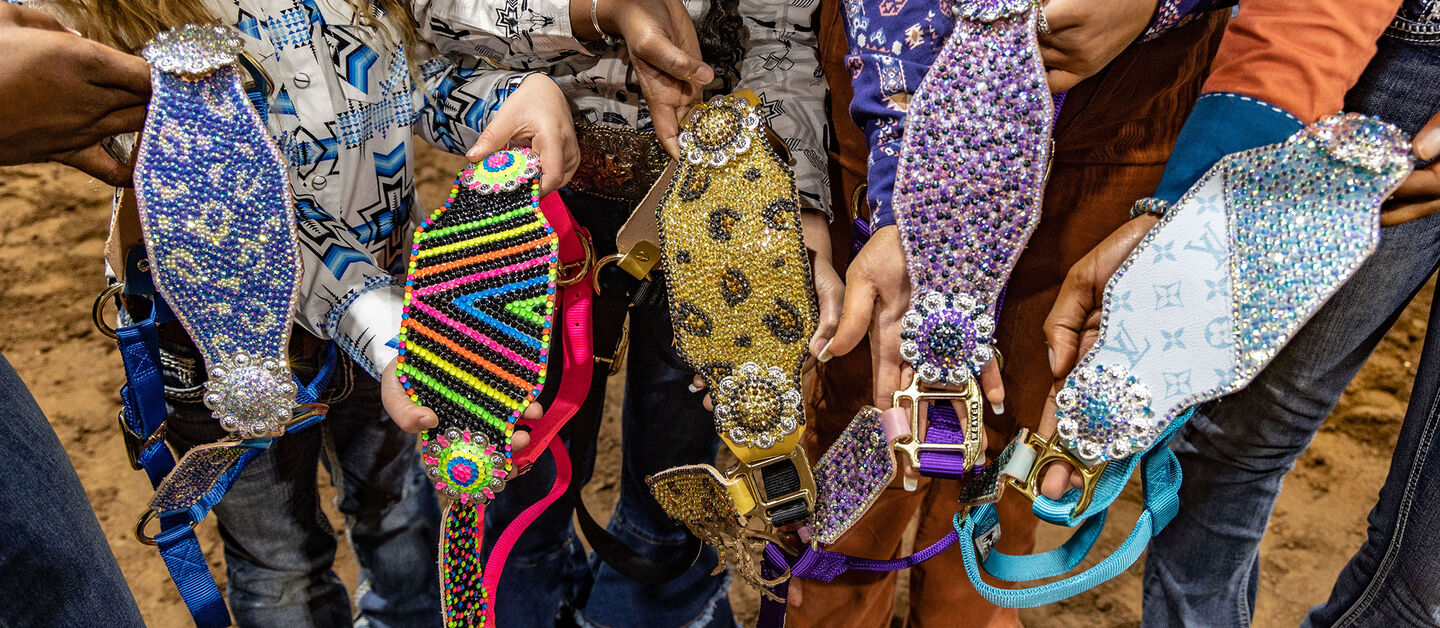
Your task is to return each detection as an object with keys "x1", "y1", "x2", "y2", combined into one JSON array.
[
  {"x1": 889, "y1": 0, "x2": 1053, "y2": 490},
  {"x1": 132, "y1": 25, "x2": 307, "y2": 439},
  {"x1": 648, "y1": 94, "x2": 901, "y2": 593},
  {"x1": 397, "y1": 149, "x2": 561, "y2": 627}
]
